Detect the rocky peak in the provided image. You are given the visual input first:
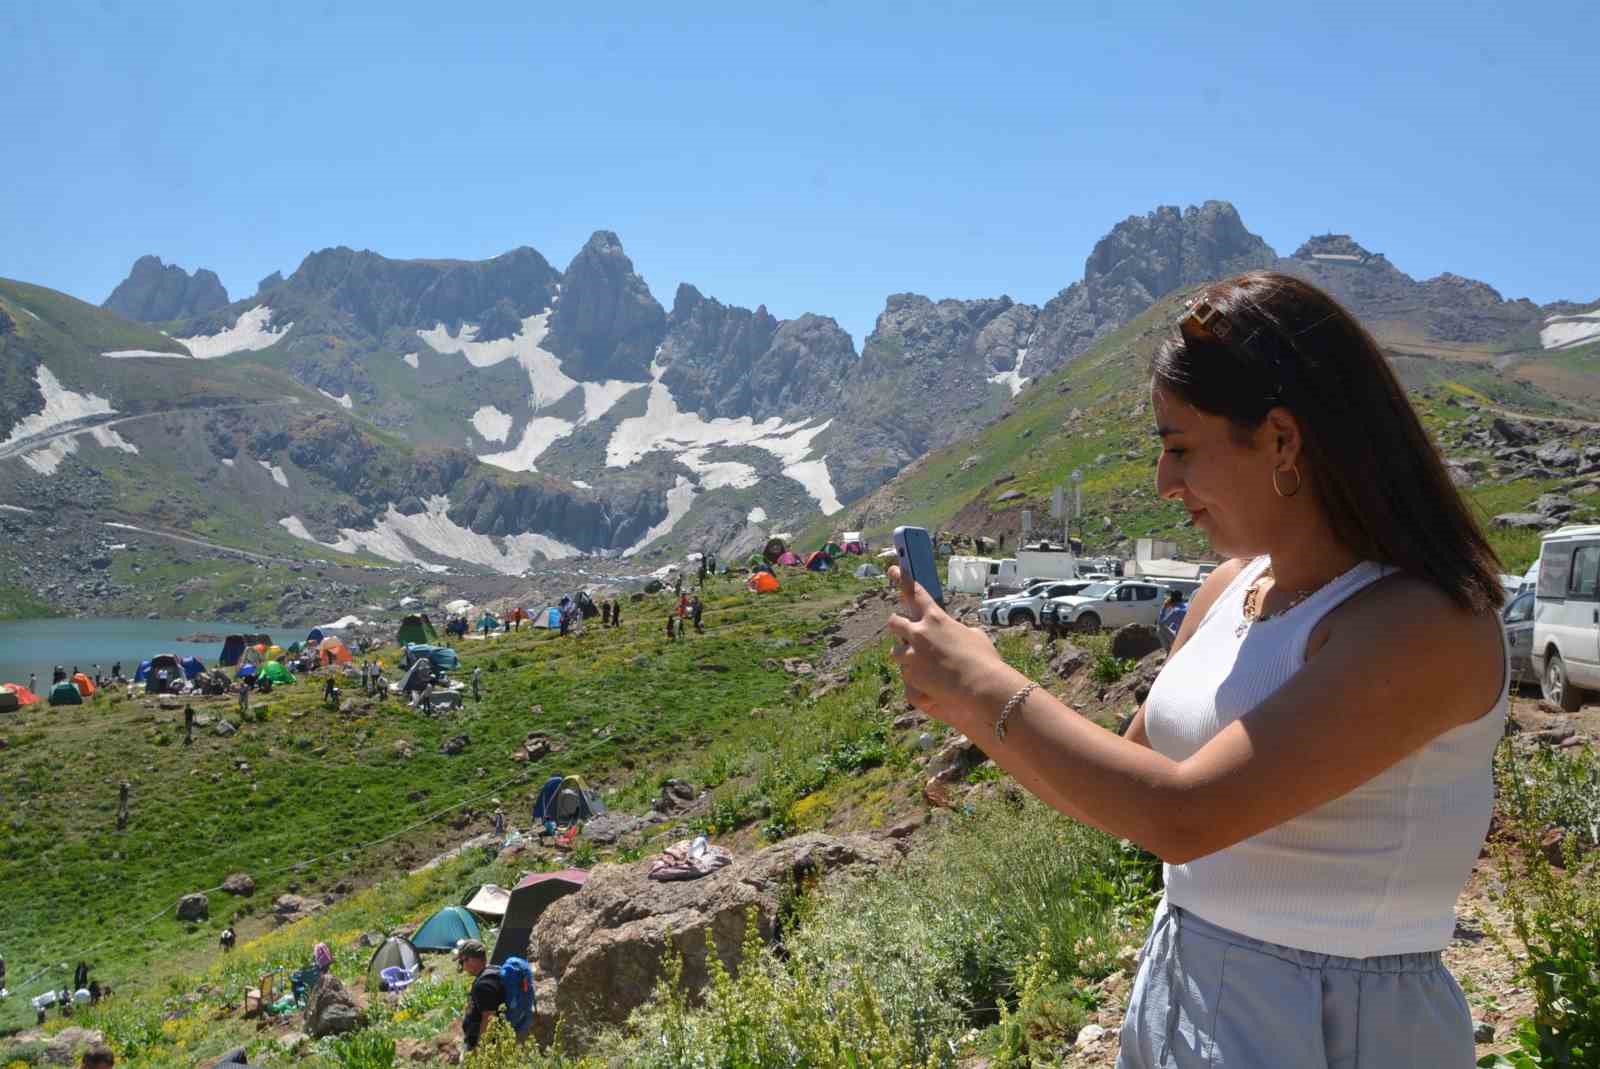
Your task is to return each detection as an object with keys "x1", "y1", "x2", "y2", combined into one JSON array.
[
  {"x1": 257, "y1": 270, "x2": 285, "y2": 295},
  {"x1": 1081, "y1": 200, "x2": 1277, "y2": 314},
  {"x1": 658, "y1": 284, "x2": 779, "y2": 417},
  {"x1": 103, "y1": 254, "x2": 231, "y2": 323},
  {"x1": 1292, "y1": 234, "x2": 1376, "y2": 260},
  {"x1": 546, "y1": 231, "x2": 666, "y2": 382}
]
